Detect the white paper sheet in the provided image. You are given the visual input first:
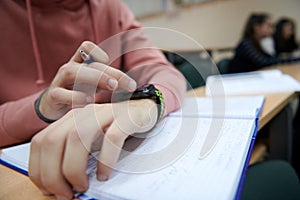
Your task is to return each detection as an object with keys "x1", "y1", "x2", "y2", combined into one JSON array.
[{"x1": 205, "y1": 70, "x2": 300, "y2": 96}]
